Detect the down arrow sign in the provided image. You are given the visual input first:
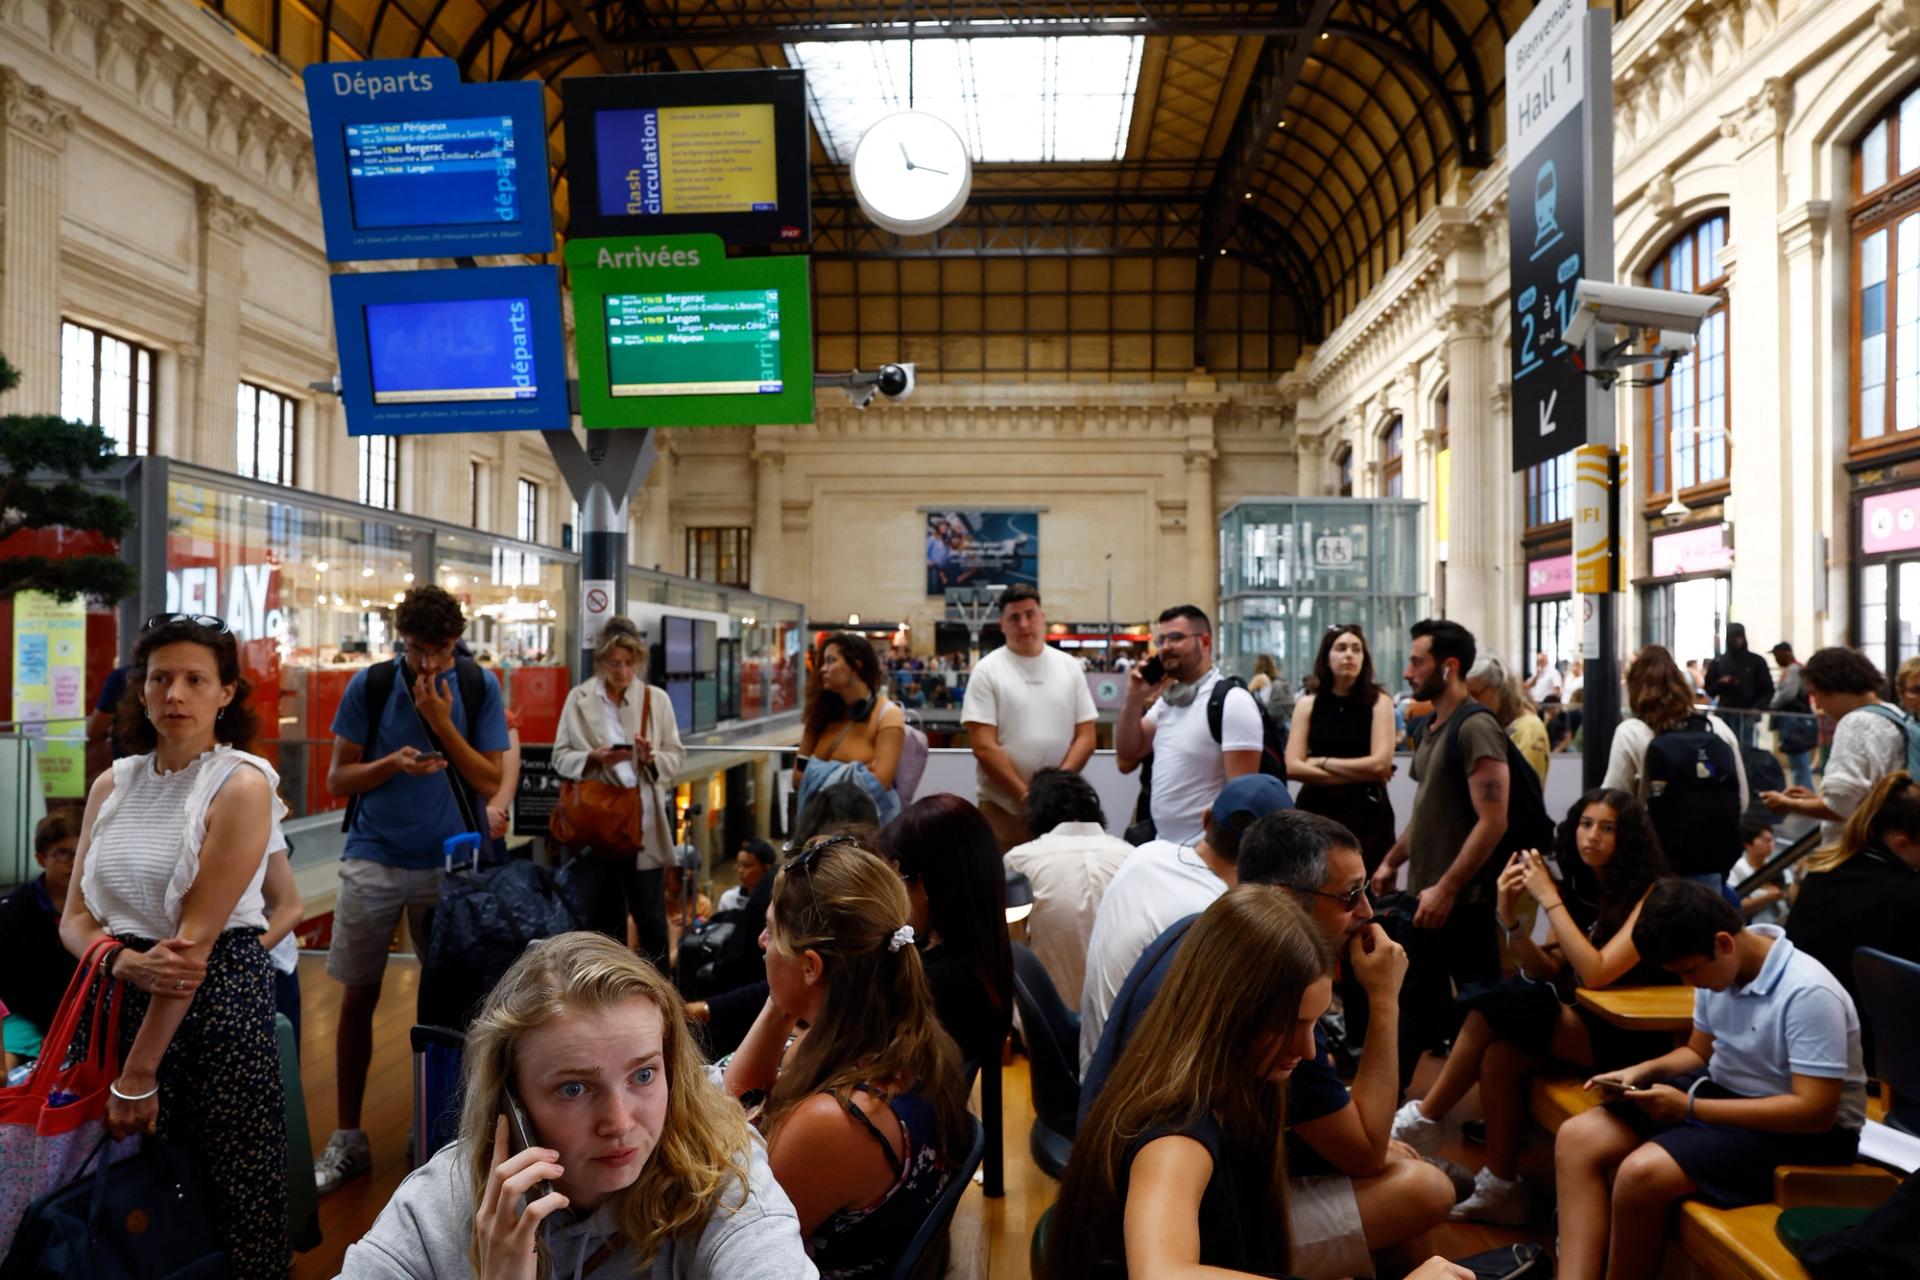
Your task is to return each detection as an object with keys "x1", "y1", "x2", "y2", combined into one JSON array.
[{"x1": 1538, "y1": 388, "x2": 1559, "y2": 438}]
